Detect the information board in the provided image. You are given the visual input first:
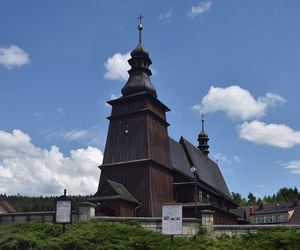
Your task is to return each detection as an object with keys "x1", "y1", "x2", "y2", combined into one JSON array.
[
  {"x1": 162, "y1": 204, "x2": 182, "y2": 235},
  {"x1": 56, "y1": 200, "x2": 71, "y2": 223}
]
